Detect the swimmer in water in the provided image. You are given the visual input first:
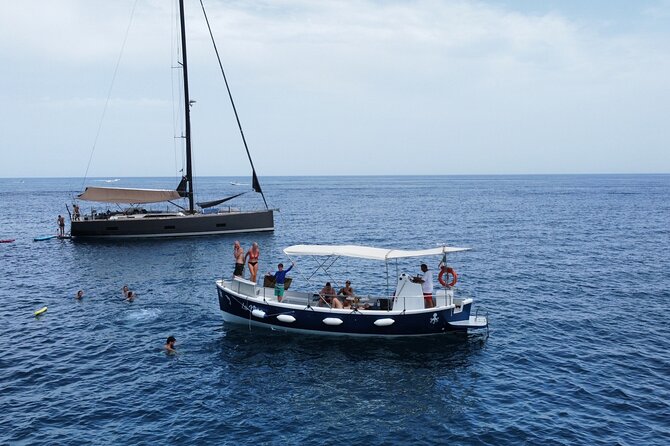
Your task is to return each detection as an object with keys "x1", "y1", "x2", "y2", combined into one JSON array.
[
  {"x1": 75, "y1": 290, "x2": 84, "y2": 299},
  {"x1": 164, "y1": 336, "x2": 177, "y2": 354},
  {"x1": 122, "y1": 285, "x2": 130, "y2": 298},
  {"x1": 126, "y1": 291, "x2": 135, "y2": 302}
]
